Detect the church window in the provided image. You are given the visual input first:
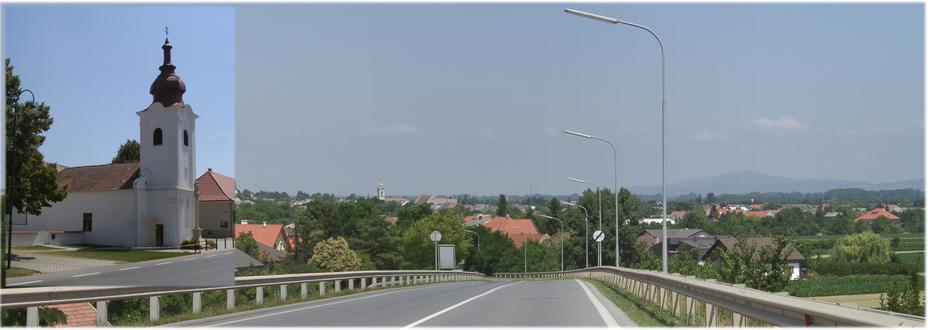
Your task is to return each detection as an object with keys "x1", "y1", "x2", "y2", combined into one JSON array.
[
  {"x1": 154, "y1": 128, "x2": 163, "y2": 146},
  {"x1": 220, "y1": 221, "x2": 229, "y2": 228},
  {"x1": 82, "y1": 213, "x2": 93, "y2": 232},
  {"x1": 183, "y1": 130, "x2": 189, "y2": 146}
]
